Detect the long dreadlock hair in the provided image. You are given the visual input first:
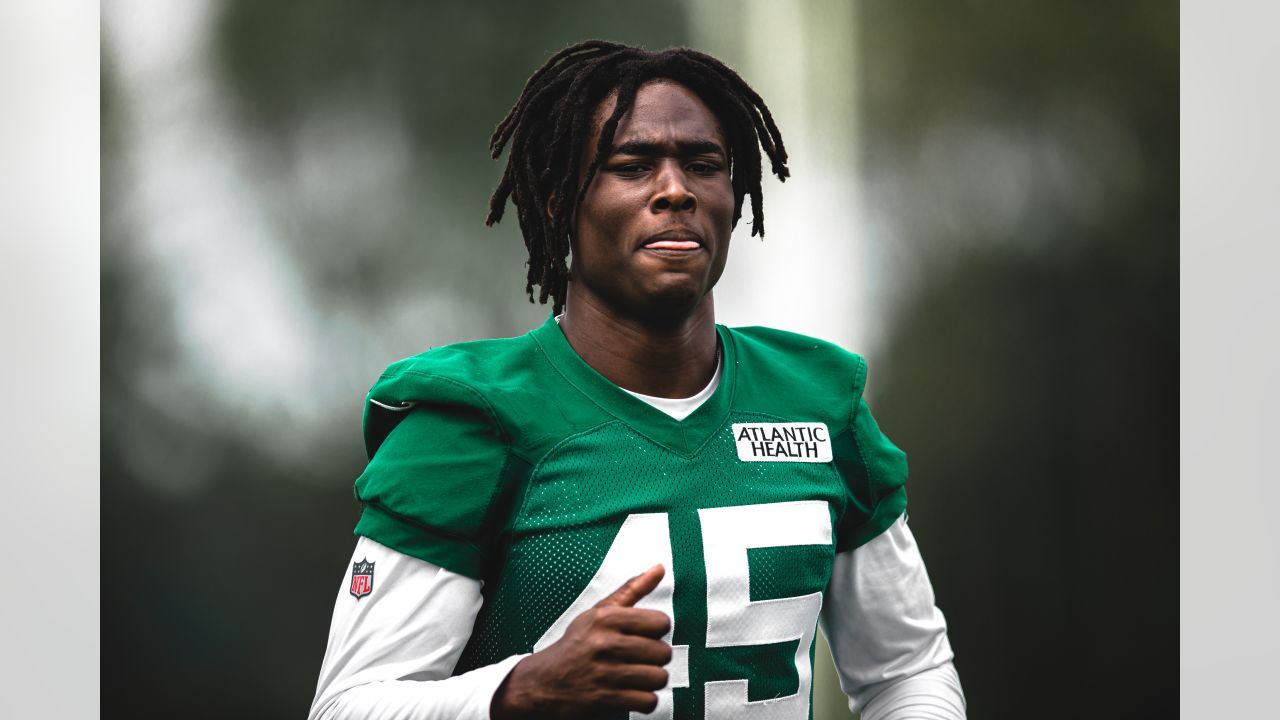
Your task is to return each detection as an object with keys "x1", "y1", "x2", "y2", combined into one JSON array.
[{"x1": 485, "y1": 40, "x2": 790, "y2": 315}]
